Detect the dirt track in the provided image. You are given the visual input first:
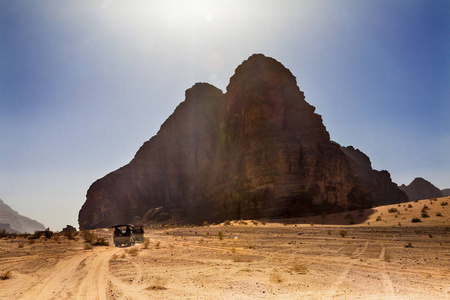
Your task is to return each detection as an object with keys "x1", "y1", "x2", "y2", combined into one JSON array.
[{"x1": 1, "y1": 198, "x2": 449, "y2": 299}]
